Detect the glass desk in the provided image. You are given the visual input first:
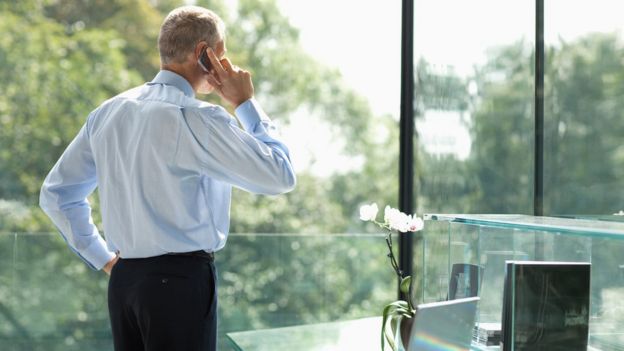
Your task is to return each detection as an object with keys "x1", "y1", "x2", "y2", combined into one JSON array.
[
  {"x1": 226, "y1": 317, "x2": 381, "y2": 351},
  {"x1": 423, "y1": 214, "x2": 624, "y2": 351}
]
